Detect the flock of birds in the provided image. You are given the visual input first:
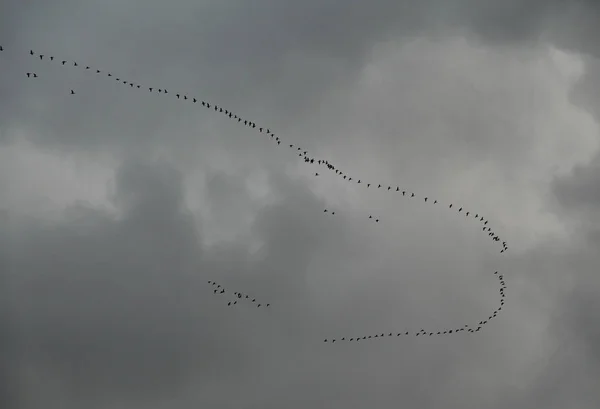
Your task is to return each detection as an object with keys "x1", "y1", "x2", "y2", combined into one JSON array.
[
  {"x1": 208, "y1": 280, "x2": 271, "y2": 308},
  {"x1": 1, "y1": 44, "x2": 509, "y2": 343}
]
